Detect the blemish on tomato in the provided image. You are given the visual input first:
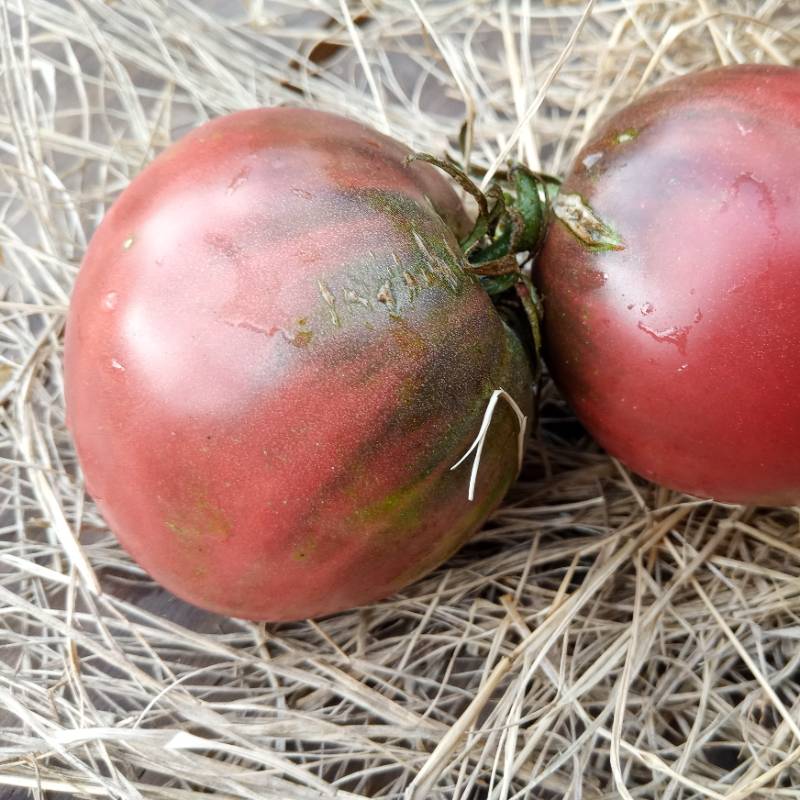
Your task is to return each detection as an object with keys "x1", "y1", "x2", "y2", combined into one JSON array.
[
  {"x1": 287, "y1": 329, "x2": 313, "y2": 347},
  {"x1": 318, "y1": 281, "x2": 339, "y2": 326},
  {"x1": 226, "y1": 166, "x2": 250, "y2": 194},
  {"x1": 377, "y1": 283, "x2": 395, "y2": 308},
  {"x1": 344, "y1": 288, "x2": 370, "y2": 307},
  {"x1": 637, "y1": 321, "x2": 690, "y2": 355},
  {"x1": 615, "y1": 128, "x2": 639, "y2": 144},
  {"x1": 165, "y1": 490, "x2": 231, "y2": 543},
  {"x1": 553, "y1": 193, "x2": 624, "y2": 252}
]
